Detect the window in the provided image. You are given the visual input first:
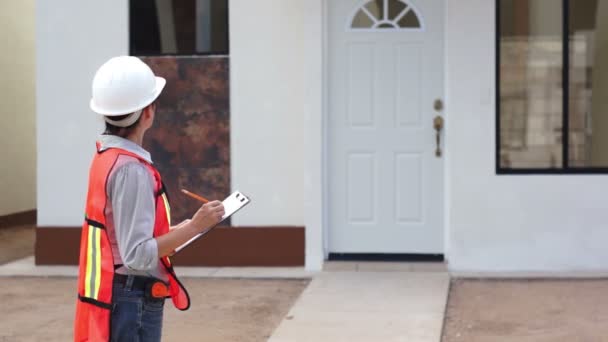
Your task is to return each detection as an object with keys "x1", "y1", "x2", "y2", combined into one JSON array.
[
  {"x1": 497, "y1": 0, "x2": 608, "y2": 173},
  {"x1": 350, "y1": 0, "x2": 422, "y2": 30},
  {"x1": 130, "y1": 0, "x2": 229, "y2": 56}
]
